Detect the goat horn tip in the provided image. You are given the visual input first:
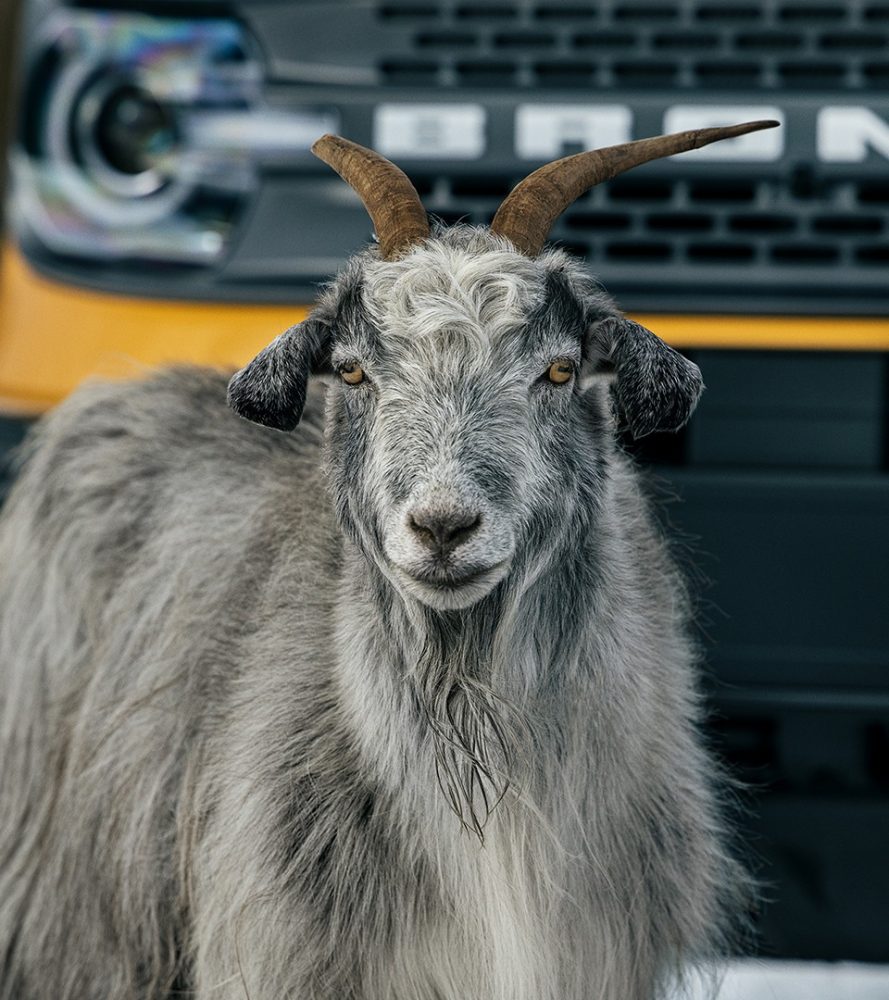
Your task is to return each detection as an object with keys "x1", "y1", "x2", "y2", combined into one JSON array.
[
  {"x1": 311, "y1": 133, "x2": 343, "y2": 157},
  {"x1": 708, "y1": 119, "x2": 781, "y2": 139}
]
